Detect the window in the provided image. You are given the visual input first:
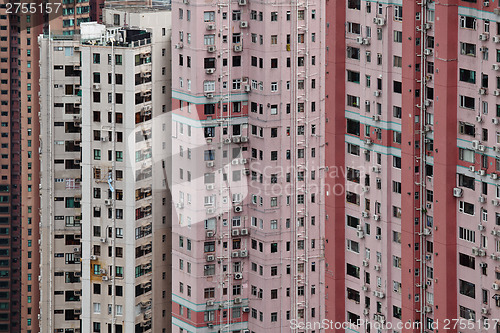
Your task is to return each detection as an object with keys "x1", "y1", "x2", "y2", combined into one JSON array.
[
  {"x1": 393, "y1": 30, "x2": 402, "y2": 43},
  {"x1": 460, "y1": 16, "x2": 477, "y2": 30},
  {"x1": 347, "y1": 70, "x2": 360, "y2": 83},
  {"x1": 204, "y1": 11, "x2": 215, "y2": 22},
  {"x1": 460, "y1": 68, "x2": 476, "y2": 84},
  {"x1": 347, "y1": 47, "x2": 360, "y2": 60},
  {"x1": 460, "y1": 42, "x2": 476, "y2": 57},
  {"x1": 459, "y1": 148, "x2": 475, "y2": 163},
  {"x1": 347, "y1": 0, "x2": 360, "y2": 10},
  {"x1": 459, "y1": 279, "x2": 476, "y2": 298},
  {"x1": 459, "y1": 226, "x2": 476, "y2": 242},
  {"x1": 347, "y1": 22, "x2": 361, "y2": 34},
  {"x1": 347, "y1": 95, "x2": 360, "y2": 108},
  {"x1": 459, "y1": 201, "x2": 475, "y2": 216},
  {"x1": 394, "y1": 5, "x2": 402, "y2": 21}
]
